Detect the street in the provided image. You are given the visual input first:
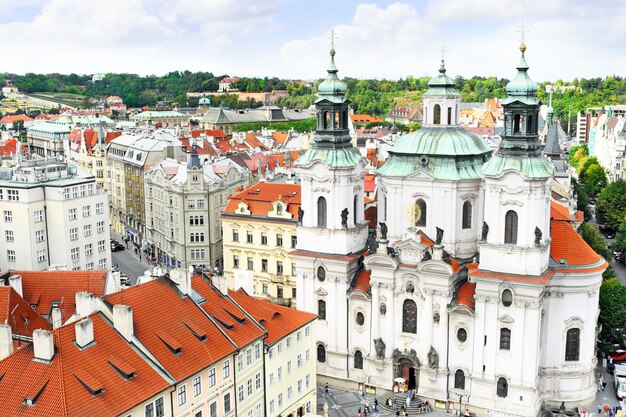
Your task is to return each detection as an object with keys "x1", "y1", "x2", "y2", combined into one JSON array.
[{"x1": 110, "y1": 228, "x2": 154, "y2": 285}]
